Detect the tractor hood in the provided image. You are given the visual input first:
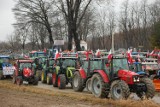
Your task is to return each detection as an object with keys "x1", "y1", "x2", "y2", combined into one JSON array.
[
  {"x1": 23, "y1": 68, "x2": 33, "y2": 77},
  {"x1": 118, "y1": 70, "x2": 140, "y2": 84}
]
